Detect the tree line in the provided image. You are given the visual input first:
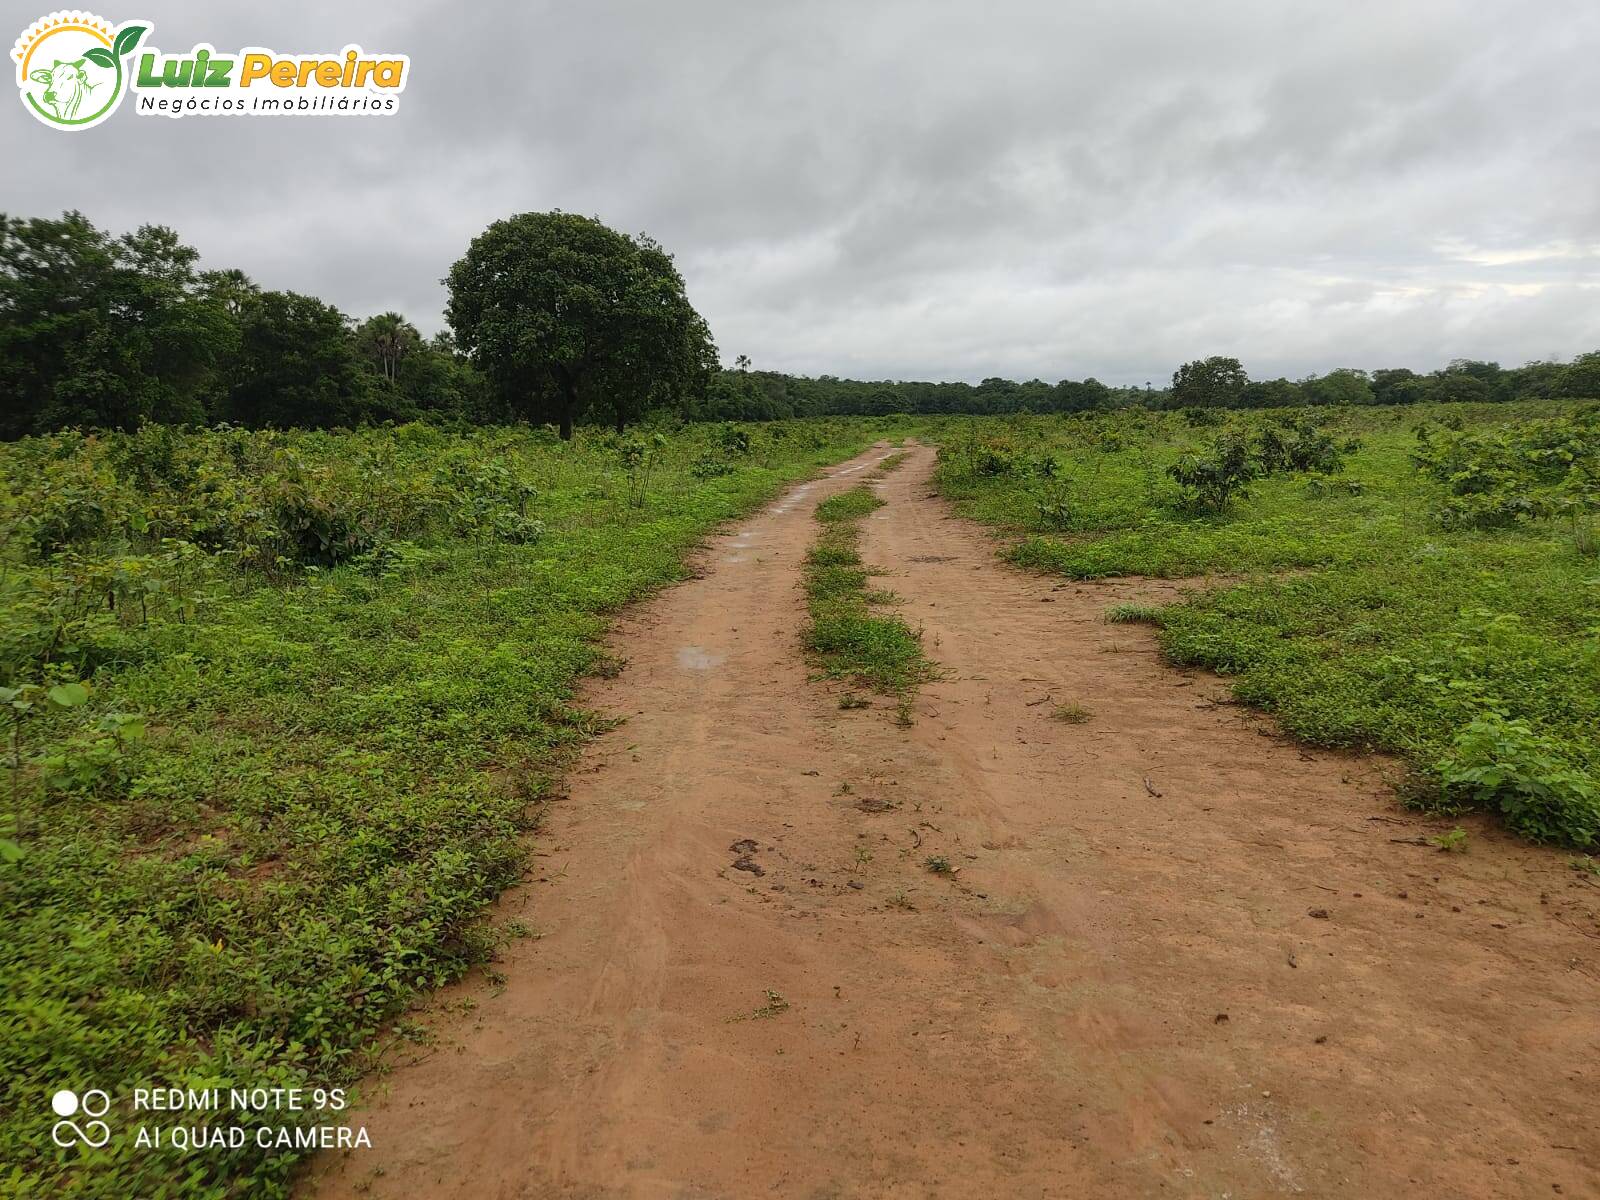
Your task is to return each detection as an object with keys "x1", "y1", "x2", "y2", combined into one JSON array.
[
  {"x1": 696, "y1": 353, "x2": 1600, "y2": 421},
  {"x1": 0, "y1": 209, "x2": 714, "y2": 440},
  {"x1": 0, "y1": 211, "x2": 497, "y2": 440},
  {"x1": 4, "y1": 210, "x2": 1597, "y2": 441}
]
